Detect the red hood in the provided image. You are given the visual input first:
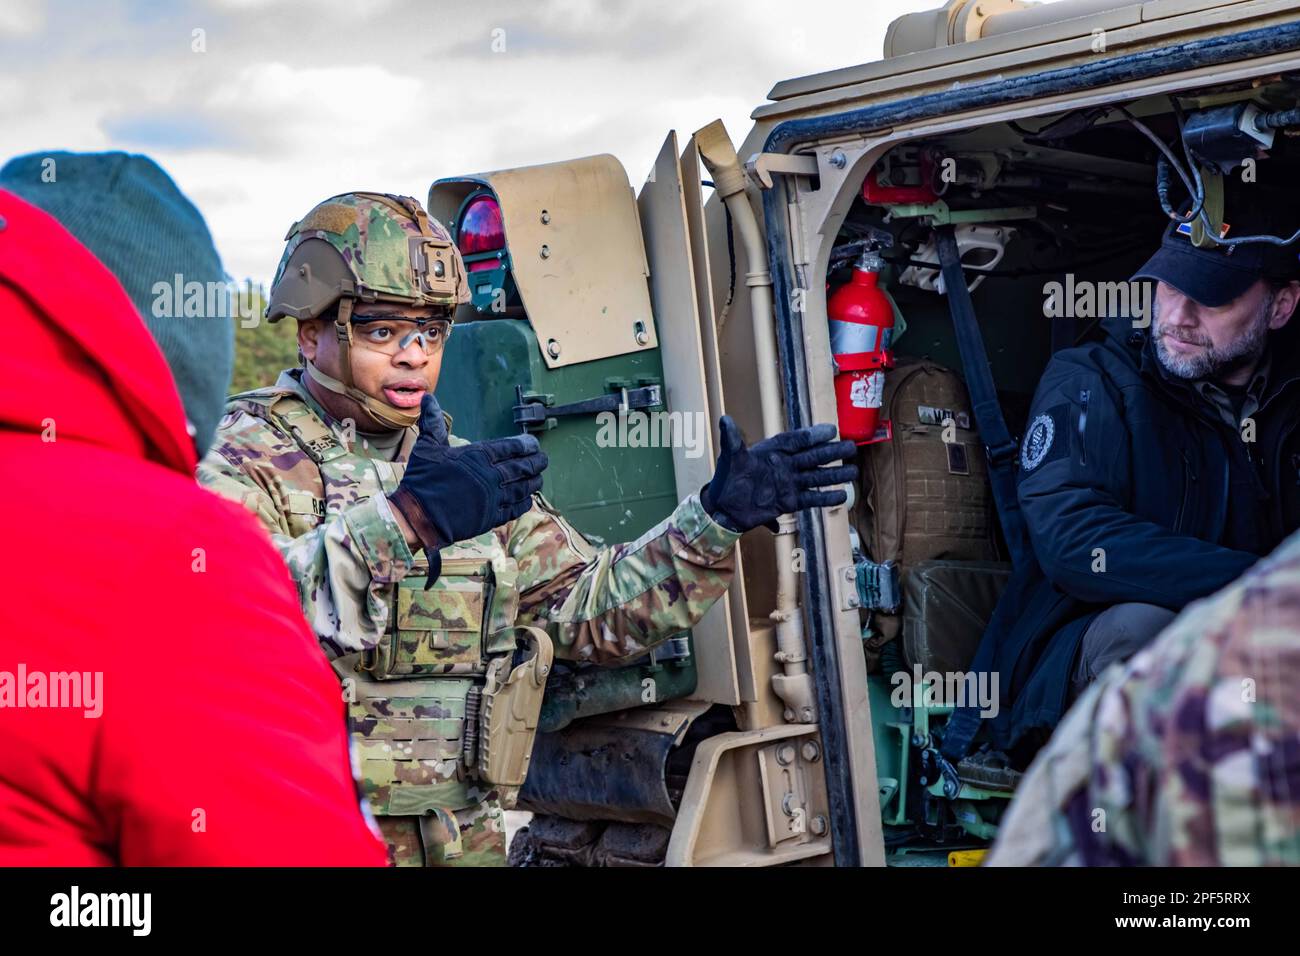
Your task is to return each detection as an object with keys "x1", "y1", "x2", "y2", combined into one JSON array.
[{"x1": 0, "y1": 189, "x2": 195, "y2": 473}]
